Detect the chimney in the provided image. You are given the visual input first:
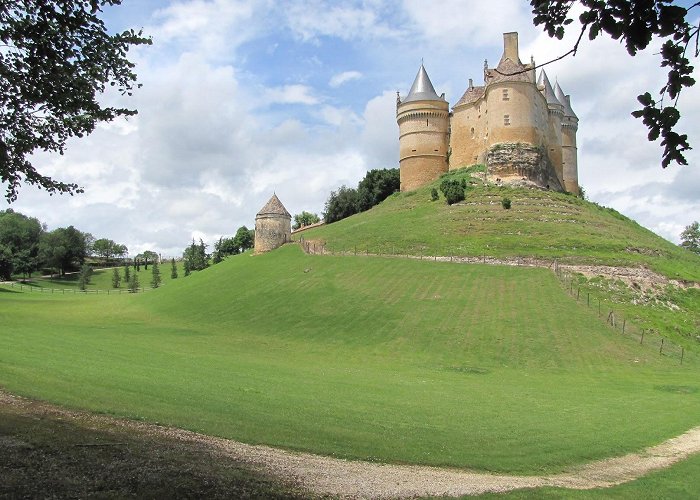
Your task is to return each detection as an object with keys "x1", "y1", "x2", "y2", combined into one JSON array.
[
  {"x1": 503, "y1": 32, "x2": 519, "y2": 62},
  {"x1": 468, "y1": 78, "x2": 473, "y2": 89}
]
